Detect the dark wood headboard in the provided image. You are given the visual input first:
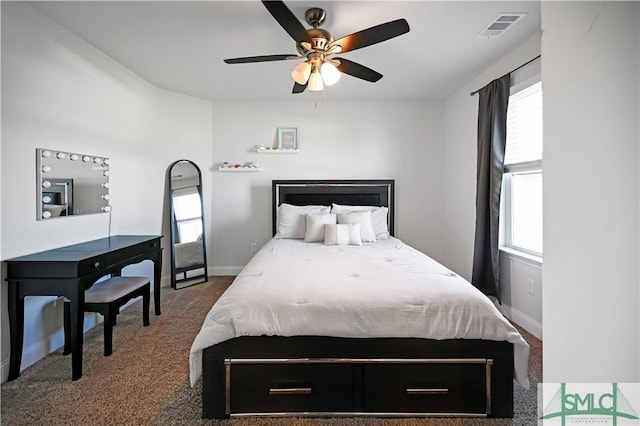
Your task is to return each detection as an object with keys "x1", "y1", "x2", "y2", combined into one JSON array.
[{"x1": 272, "y1": 180, "x2": 395, "y2": 236}]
